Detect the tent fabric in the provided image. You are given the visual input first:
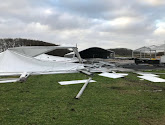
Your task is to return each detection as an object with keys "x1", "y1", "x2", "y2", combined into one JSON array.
[
  {"x1": 35, "y1": 54, "x2": 79, "y2": 62},
  {"x1": 0, "y1": 50, "x2": 84, "y2": 73},
  {"x1": 9, "y1": 46, "x2": 78, "y2": 57},
  {"x1": 9, "y1": 46, "x2": 57, "y2": 57}
]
